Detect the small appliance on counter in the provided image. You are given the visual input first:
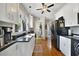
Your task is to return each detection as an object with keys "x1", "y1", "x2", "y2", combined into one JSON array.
[
  {"x1": 2, "y1": 27, "x2": 12, "y2": 44},
  {"x1": 68, "y1": 28, "x2": 72, "y2": 36}
]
